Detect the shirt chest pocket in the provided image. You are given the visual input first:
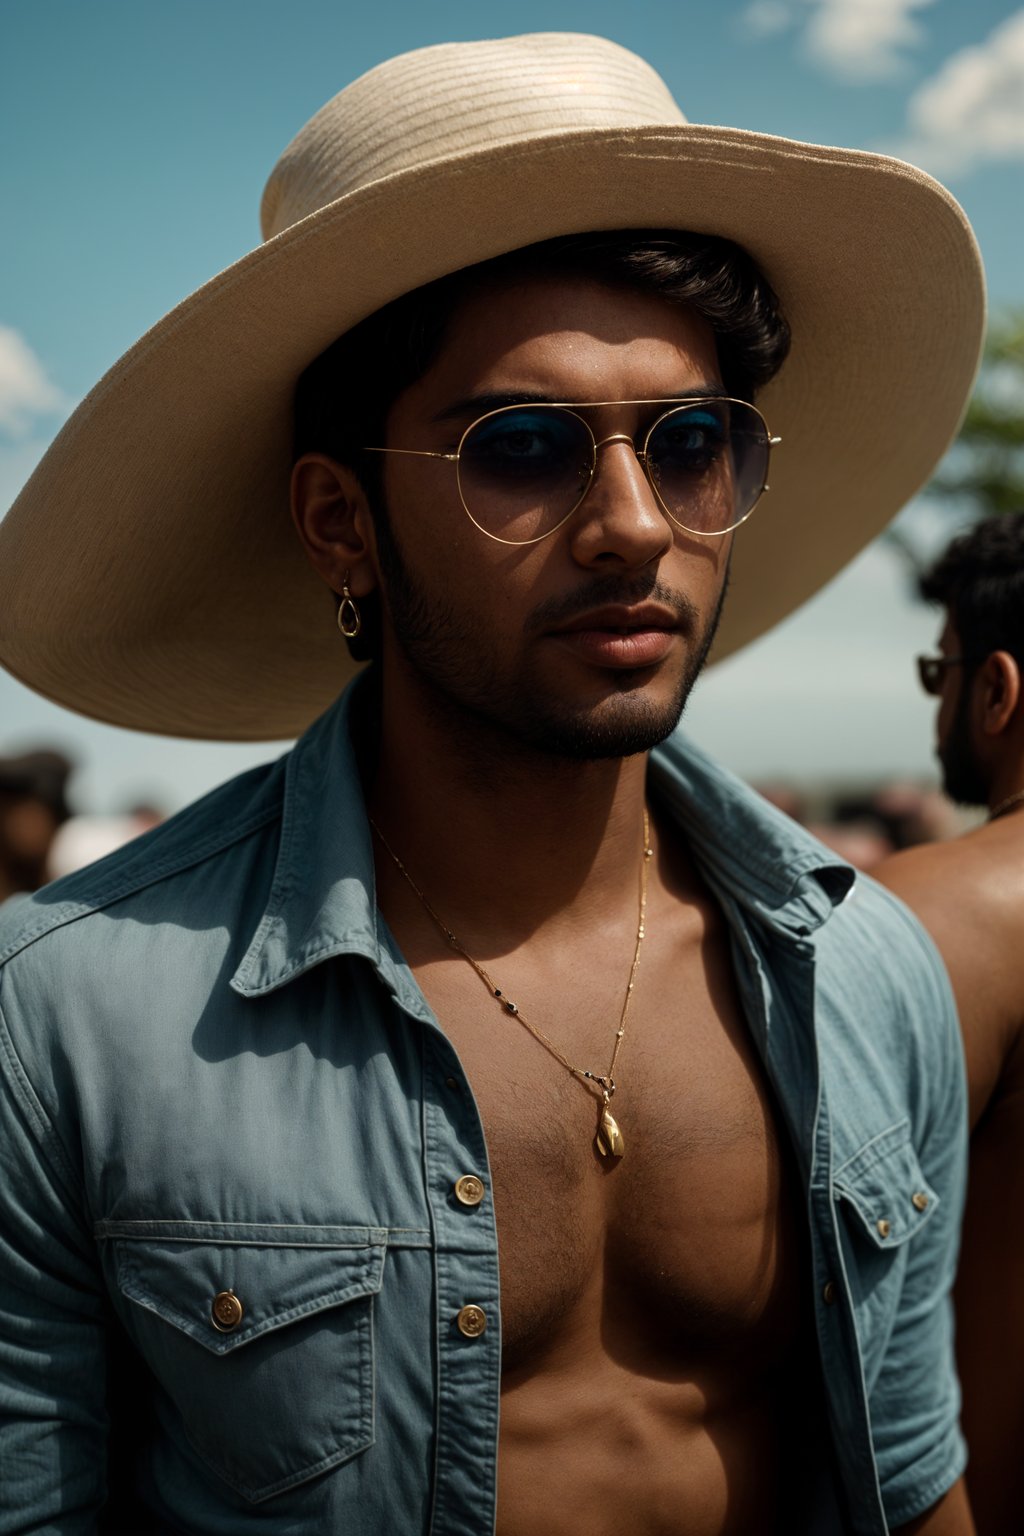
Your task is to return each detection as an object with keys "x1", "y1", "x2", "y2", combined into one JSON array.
[
  {"x1": 104, "y1": 1223, "x2": 387, "y2": 1503},
  {"x1": 832, "y1": 1120, "x2": 938, "y2": 1382}
]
